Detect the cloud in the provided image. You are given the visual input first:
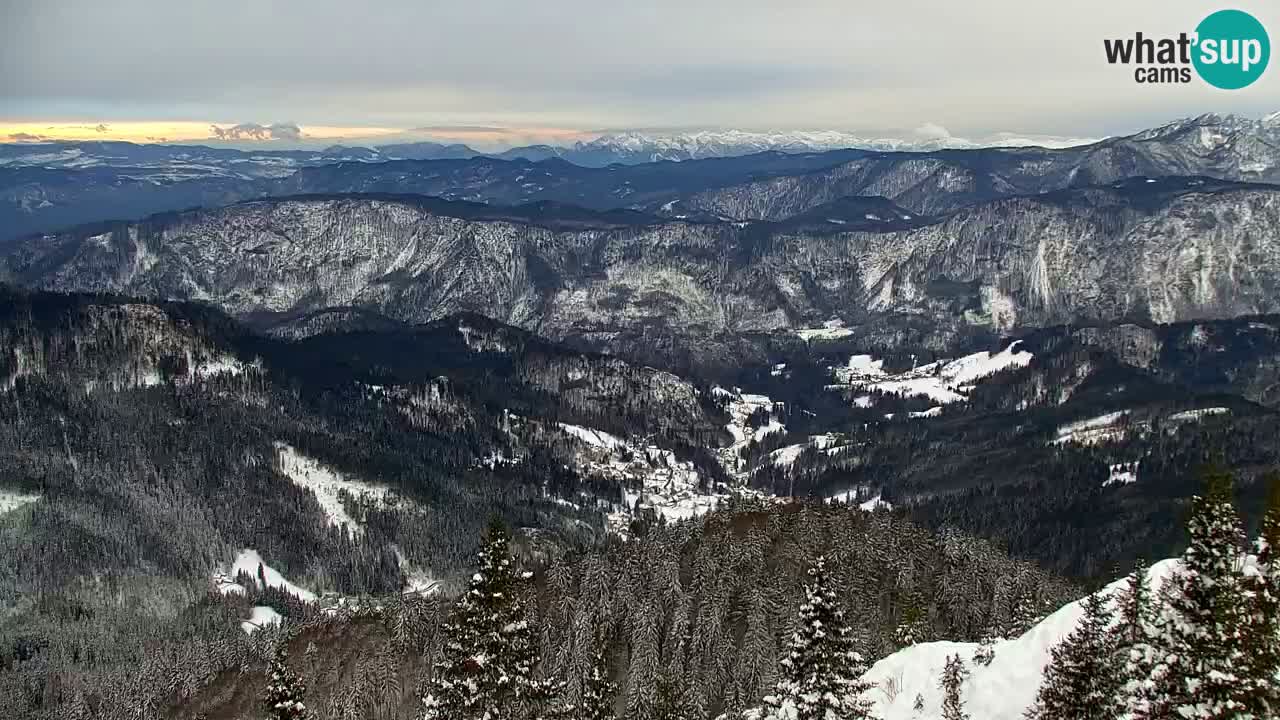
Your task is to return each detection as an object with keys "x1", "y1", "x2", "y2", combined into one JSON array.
[
  {"x1": 7, "y1": 132, "x2": 49, "y2": 142},
  {"x1": 95, "y1": 123, "x2": 109, "y2": 133},
  {"x1": 209, "y1": 122, "x2": 303, "y2": 141},
  {"x1": 913, "y1": 123, "x2": 952, "y2": 140},
  {"x1": 3, "y1": 1, "x2": 1277, "y2": 136}
]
